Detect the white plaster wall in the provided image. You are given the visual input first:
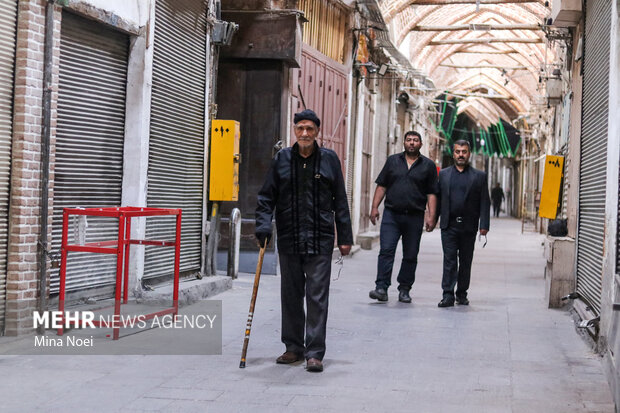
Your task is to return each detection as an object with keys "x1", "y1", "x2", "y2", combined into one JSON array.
[
  {"x1": 81, "y1": 0, "x2": 148, "y2": 26},
  {"x1": 372, "y1": 80, "x2": 387, "y2": 184},
  {"x1": 199, "y1": 0, "x2": 217, "y2": 277},
  {"x1": 120, "y1": 0, "x2": 156, "y2": 291},
  {"x1": 351, "y1": 81, "x2": 366, "y2": 239},
  {"x1": 566, "y1": 23, "x2": 583, "y2": 239}
]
